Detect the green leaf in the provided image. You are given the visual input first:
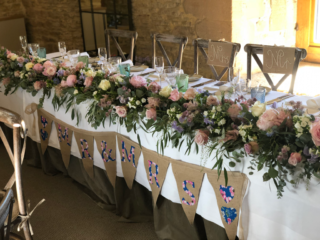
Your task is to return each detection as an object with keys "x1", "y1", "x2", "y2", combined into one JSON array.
[
  {"x1": 263, "y1": 172, "x2": 271, "y2": 182},
  {"x1": 268, "y1": 167, "x2": 278, "y2": 178},
  {"x1": 71, "y1": 108, "x2": 75, "y2": 120},
  {"x1": 229, "y1": 162, "x2": 236, "y2": 167},
  {"x1": 137, "y1": 134, "x2": 142, "y2": 149},
  {"x1": 249, "y1": 172, "x2": 254, "y2": 175},
  {"x1": 224, "y1": 168, "x2": 228, "y2": 186},
  {"x1": 136, "y1": 89, "x2": 144, "y2": 98}
]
